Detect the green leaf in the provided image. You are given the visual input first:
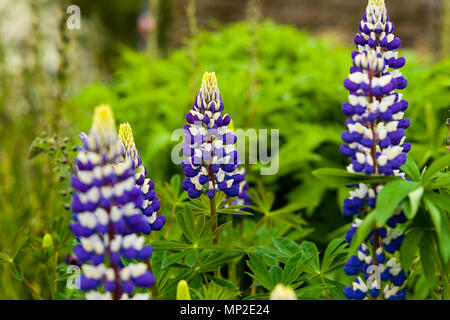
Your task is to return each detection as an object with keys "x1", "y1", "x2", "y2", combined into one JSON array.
[
  {"x1": 295, "y1": 283, "x2": 332, "y2": 296},
  {"x1": 326, "y1": 278, "x2": 346, "y2": 300},
  {"x1": 201, "y1": 252, "x2": 243, "y2": 269},
  {"x1": 272, "y1": 238, "x2": 301, "y2": 257},
  {"x1": 185, "y1": 250, "x2": 198, "y2": 268},
  {"x1": 349, "y1": 210, "x2": 377, "y2": 255},
  {"x1": 312, "y1": 168, "x2": 401, "y2": 187},
  {"x1": 424, "y1": 190, "x2": 450, "y2": 212},
  {"x1": 151, "y1": 240, "x2": 192, "y2": 252},
  {"x1": 205, "y1": 275, "x2": 237, "y2": 289},
  {"x1": 407, "y1": 186, "x2": 424, "y2": 219},
  {"x1": 321, "y1": 238, "x2": 348, "y2": 274},
  {"x1": 400, "y1": 228, "x2": 423, "y2": 272},
  {"x1": 217, "y1": 205, "x2": 253, "y2": 215},
  {"x1": 419, "y1": 233, "x2": 437, "y2": 287},
  {"x1": 400, "y1": 157, "x2": 421, "y2": 181},
  {"x1": 0, "y1": 252, "x2": 12, "y2": 265},
  {"x1": 298, "y1": 241, "x2": 320, "y2": 274},
  {"x1": 282, "y1": 251, "x2": 305, "y2": 285},
  {"x1": 426, "y1": 172, "x2": 450, "y2": 190},
  {"x1": 269, "y1": 265, "x2": 283, "y2": 285},
  {"x1": 375, "y1": 180, "x2": 421, "y2": 226},
  {"x1": 53, "y1": 292, "x2": 68, "y2": 300},
  {"x1": 170, "y1": 174, "x2": 181, "y2": 200},
  {"x1": 176, "y1": 207, "x2": 196, "y2": 243},
  {"x1": 162, "y1": 251, "x2": 190, "y2": 269},
  {"x1": 423, "y1": 194, "x2": 450, "y2": 263},
  {"x1": 10, "y1": 264, "x2": 23, "y2": 282},
  {"x1": 246, "y1": 254, "x2": 273, "y2": 290},
  {"x1": 422, "y1": 153, "x2": 450, "y2": 185}
]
